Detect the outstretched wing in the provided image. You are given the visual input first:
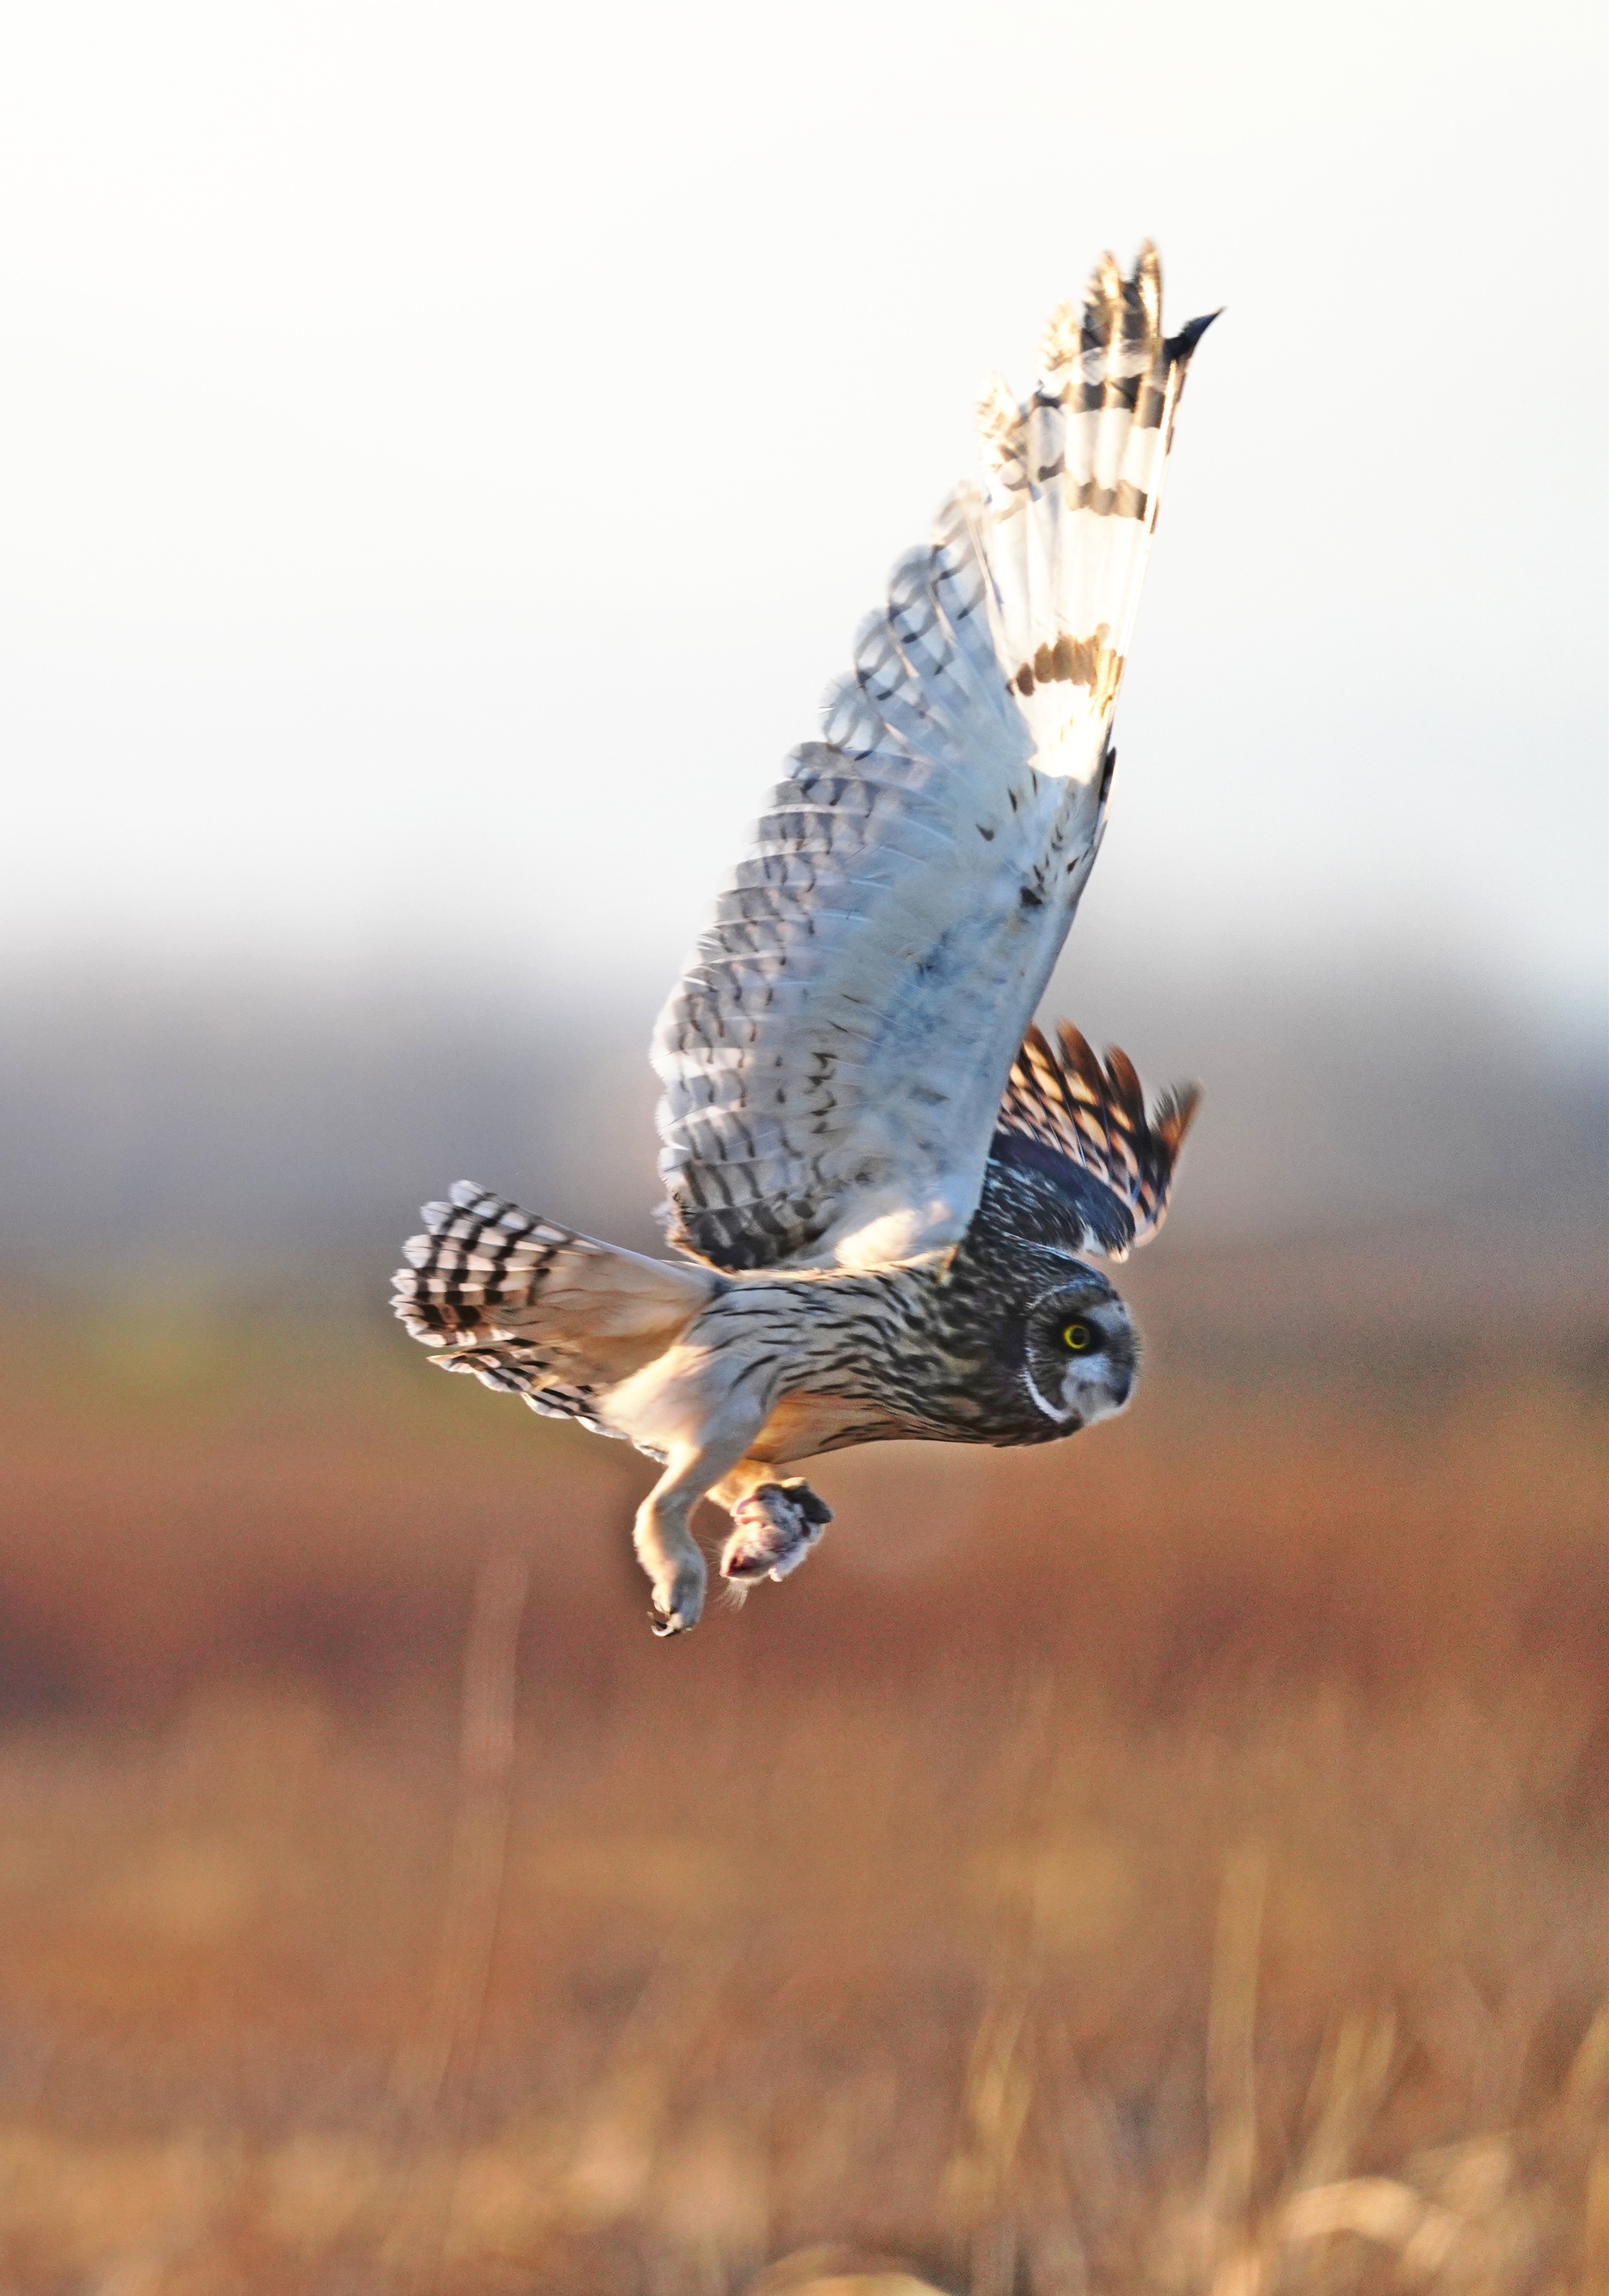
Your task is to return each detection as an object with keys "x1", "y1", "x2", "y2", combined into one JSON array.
[
  {"x1": 653, "y1": 246, "x2": 1212, "y2": 1273},
  {"x1": 990, "y1": 1022, "x2": 1201, "y2": 1259}
]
